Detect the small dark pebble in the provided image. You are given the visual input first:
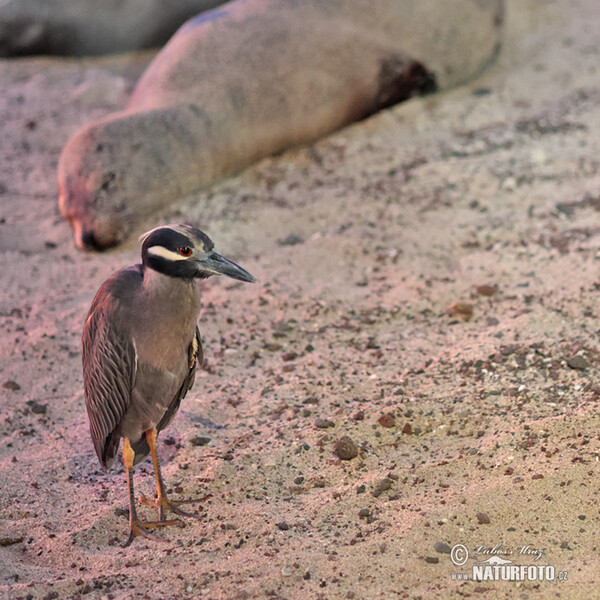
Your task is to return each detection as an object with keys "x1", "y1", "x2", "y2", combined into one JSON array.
[
  {"x1": 294, "y1": 476, "x2": 304, "y2": 485},
  {"x1": 282, "y1": 351, "x2": 298, "y2": 362},
  {"x1": 378, "y1": 413, "x2": 395, "y2": 428},
  {"x1": 434, "y1": 542, "x2": 452, "y2": 554},
  {"x1": 334, "y1": 436, "x2": 359, "y2": 460},
  {"x1": 475, "y1": 284, "x2": 497, "y2": 296},
  {"x1": 358, "y1": 508, "x2": 370, "y2": 518},
  {"x1": 278, "y1": 234, "x2": 304, "y2": 246},
  {"x1": 372, "y1": 477, "x2": 393, "y2": 498},
  {"x1": 356, "y1": 485, "x2": 366, "y2": 494},
  {"x1": 425, "y1": 556, "x2": 439, "y2": 564},
  {"x1": 578, "y1": 515, "x2": 586, "y2": 521},
  {"x1": 3, "y1": 380, "x2": 20, "y2": 391},
  {"x1": 532, "y1": 473, "x2": 544, "y2": 480},
  {"x1": 162, "y1": 436, "x2": 176, "y2": 446},
  {"x1": 114, "y1": 507, "x2": 128, "y2": 518},
  {"x1": 476, "y1": 512, "x2": 491, "y2": 524},
  {"x1": 566, "y1": 355, "x2": 588, "y2": 370},
  {"x1": 353, "y1": 410, "x2": 365, "y2": 421},
  {"x1": 26, "y1": 400, "x2": 47, "y2": 414},
  {"x1": 0, "y1": 537, "x2": 24, "y2": 547},
  {"x1": 314, "y1": 418, "x2": 335, "y2": 429},
  {"x1": 303, "y1": 571, "x2": 311, "y2": 580},
  {"x1": 402, "y1": 423, "x2": 412, "y2": 435},
  {"x1": 276, "y1": 522, "x2": 290, "y2": 531},
  {"x1": 264, "y1": 342, "x2": 282, "y2": 352},
  {"x1": 190, "y1": 436, "x2": 211, "y2": 447}
]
